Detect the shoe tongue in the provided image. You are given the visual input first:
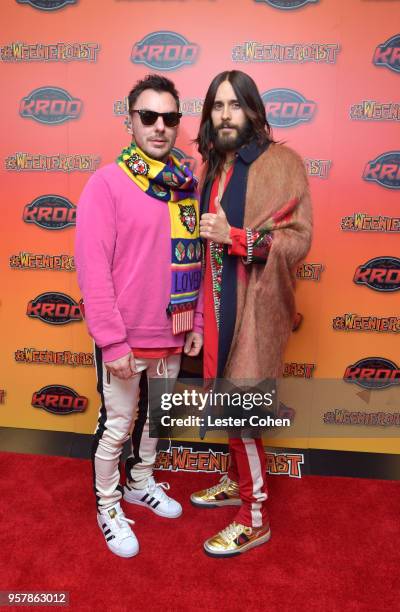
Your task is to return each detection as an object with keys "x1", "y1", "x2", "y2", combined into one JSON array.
[
  {"x1": 107, "y1": 503, "x2": 122, "y2": 519},
  {"x1": 147, "y1": 476, "x2": 156, "y2": 490}
]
